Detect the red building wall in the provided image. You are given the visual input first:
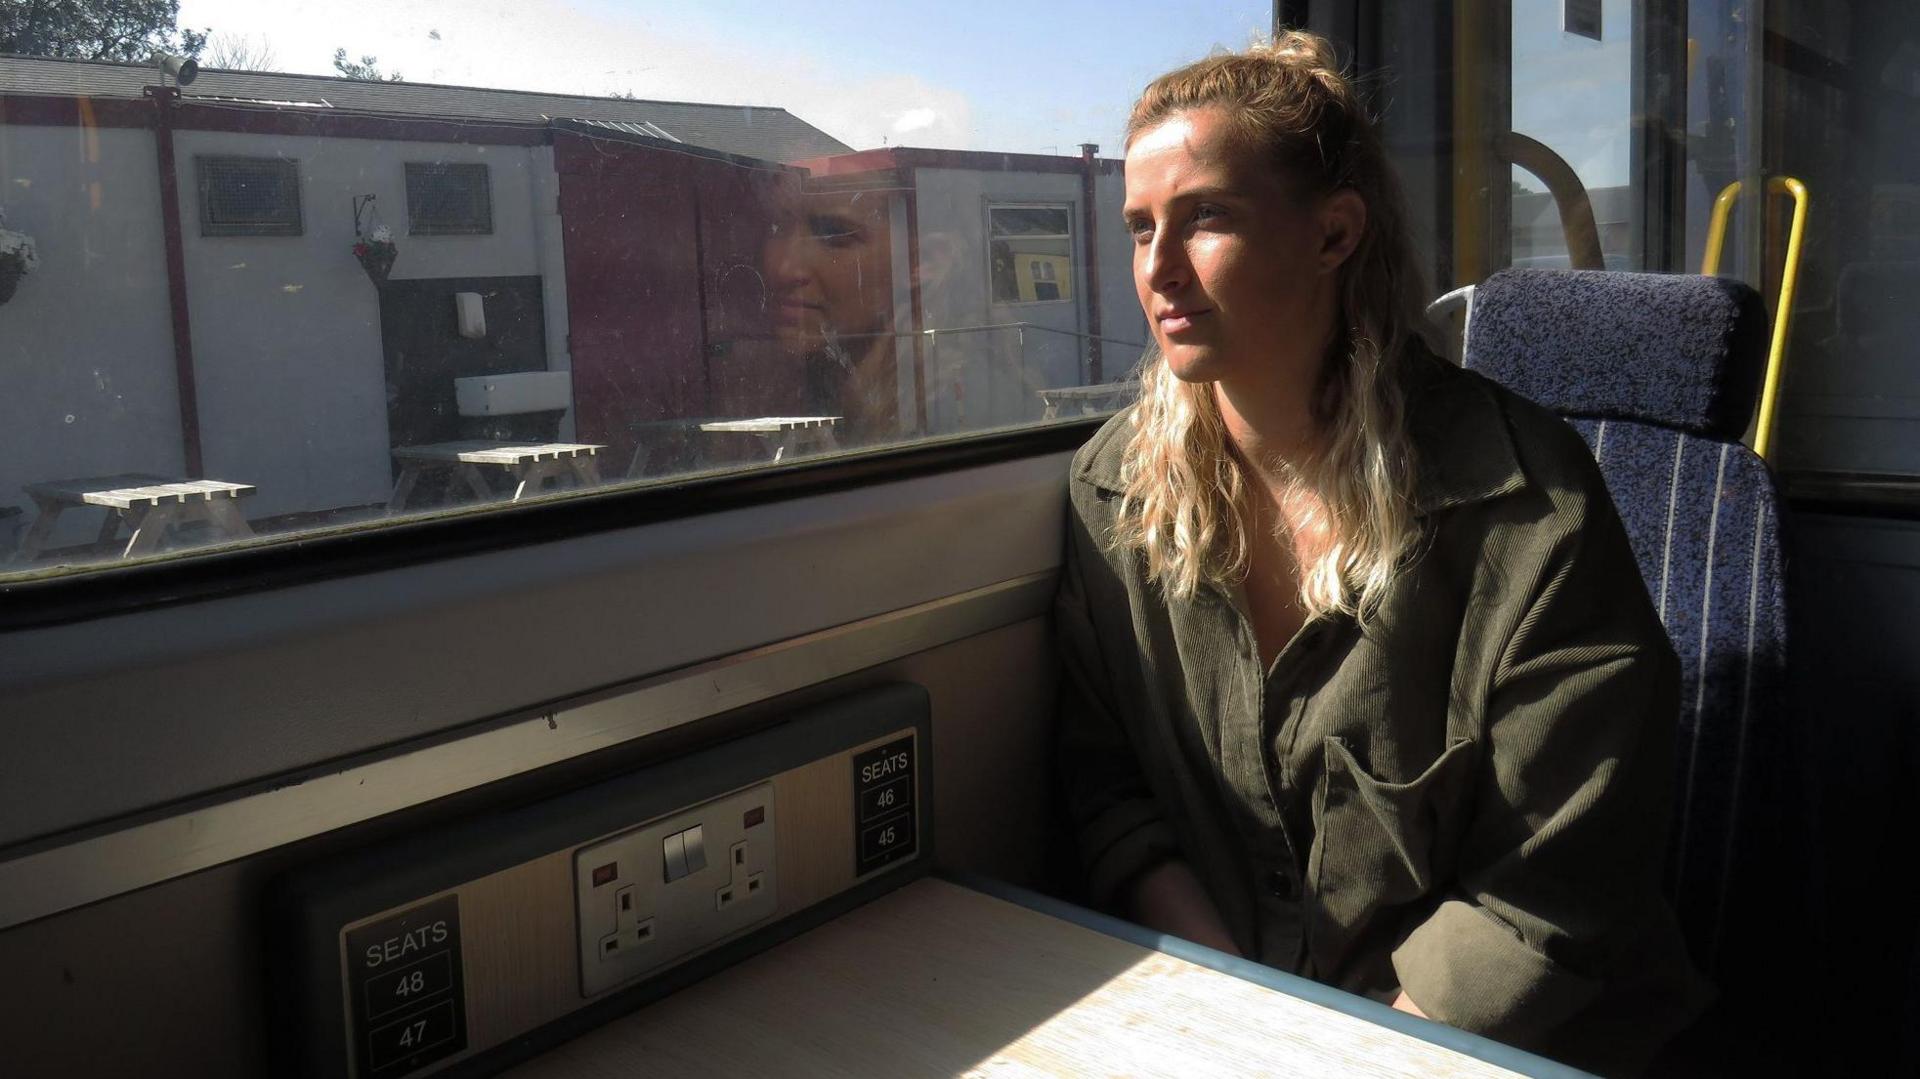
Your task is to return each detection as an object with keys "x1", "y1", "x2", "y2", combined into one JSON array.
[{"x1": 554, "y1": 132, "x2": 804, "y2": 470}]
